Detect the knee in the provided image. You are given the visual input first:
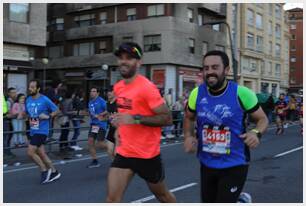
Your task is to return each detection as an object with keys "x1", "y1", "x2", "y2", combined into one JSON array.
[{"x1": 27, "y1": 149, "x2": 35, "y2": 157}]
